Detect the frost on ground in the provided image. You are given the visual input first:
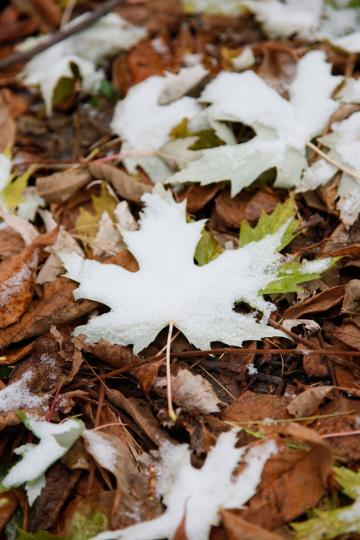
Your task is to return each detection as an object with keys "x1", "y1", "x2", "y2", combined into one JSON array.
[{"x1": 94, "y1": 430, "x2": 277, "y2": 540}]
